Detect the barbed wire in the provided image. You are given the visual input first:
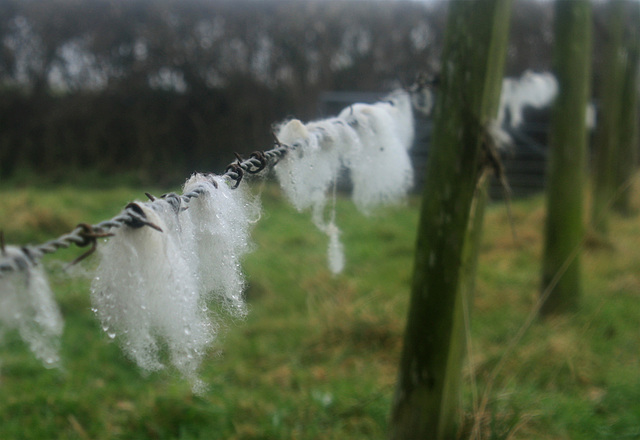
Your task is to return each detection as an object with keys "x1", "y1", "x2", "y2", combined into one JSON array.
[
  {"x1": 0, "y1": 77, "x2": 436, "y2": 277},
  {"x1": 0, "y1": 82, "x2": 432, "y2": 379},
  {"x1": 0, "y1": 72, "x2": 558, "y2": 276},
  {"x1": 0, "y1": 141, "x2": 292, "y2": 276}
]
